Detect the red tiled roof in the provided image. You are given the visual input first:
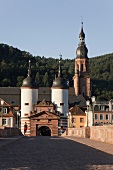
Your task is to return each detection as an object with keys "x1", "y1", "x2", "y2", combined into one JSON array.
[{"x1": 69, "y1": 106, "x2": 86, "y2": 116}]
